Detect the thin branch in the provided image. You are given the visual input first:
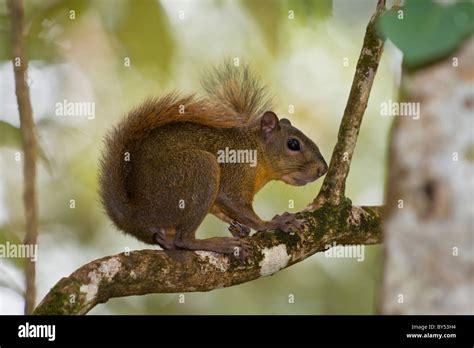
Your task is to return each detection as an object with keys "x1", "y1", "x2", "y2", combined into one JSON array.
[
  {"x1": 34, "y1": 205, "x2": 382, "y2": 315},
  {"x1": 316, "y1": 0, "x2": 386, "y2": 206},
  {"x1": 8, "y1": 0, "x2": 39, "y2": 315}
]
